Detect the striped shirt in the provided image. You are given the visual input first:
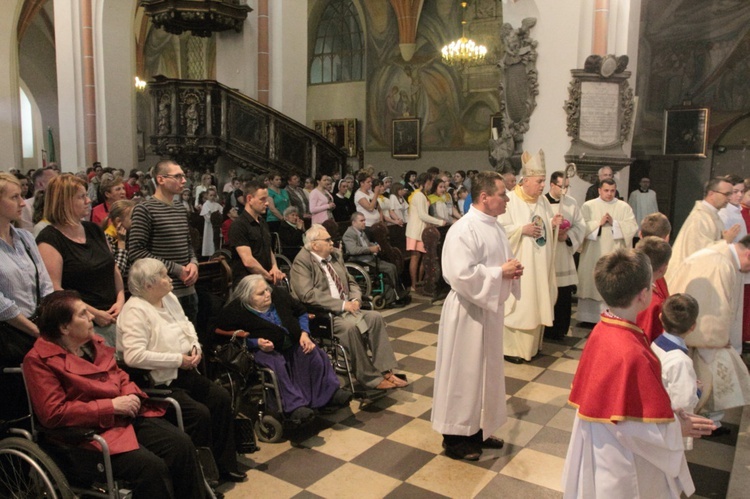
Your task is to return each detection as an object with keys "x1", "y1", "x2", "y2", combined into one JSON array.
[{"x1": 127, "y1": 198, "x2": 197, "y2": 297}]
